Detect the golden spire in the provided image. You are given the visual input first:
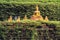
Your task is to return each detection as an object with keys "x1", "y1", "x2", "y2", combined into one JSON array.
[
  {"x1": 36, "y1": 5, "x2": 39, "y2": 11},
  {"x1": 35, "y1": 5, "x2": 40, "y2": 16},
  {"x1": 8, "y1": 16, "x2": 12, "y2": 22},
  {"x1": 16, "y1": 16, "x2": 20, "y2": 22},
  {"x1": 45, "y1": 16, "x2": 49, "y2": 21}
]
